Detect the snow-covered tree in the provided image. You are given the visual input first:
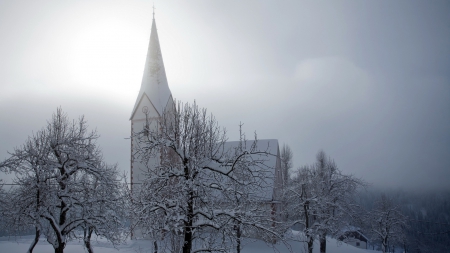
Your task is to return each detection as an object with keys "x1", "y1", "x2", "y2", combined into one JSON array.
[
  {"x1": 280, "y1": 144, "x2": 293, "y2": 185},
  {"x1": 365, "y1": 194, "x2": 408, "y2": 253},
  {"x1": 280, "y1": 144, "x2": 293, "y2": 223},
  {"x1": 287, "y1": 165, "x2": 316, "y2": 253},
  {"x1": 131, "y1": 101, "x2": 283, "y2": 253},
  {"x1": 0, "y1": 108, "x2": 126, "y2": 253},
  {"x1": 75, "y1": 163, "x2": 127, "y2": 253},
  {"x1": 312, "y1": 151, "x2": 365, "y2": 253},
  {"x1": 0, "y1": 180, "x2": 8, "y2": 235},
  {"x1": 0, "y1": 180, "x2": 3, "y2": 212},
  {"x1": 0, "y1": 125, "x2": 53, "y2": 253},
  {"x1": 287, "y1": 151, "x2": 365, "y2": 253}
]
